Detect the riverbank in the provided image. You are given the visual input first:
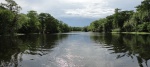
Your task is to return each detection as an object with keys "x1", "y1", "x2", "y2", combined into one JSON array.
[{"x1": 111, "y1": 32, "x2": 150, "y2": 34}]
